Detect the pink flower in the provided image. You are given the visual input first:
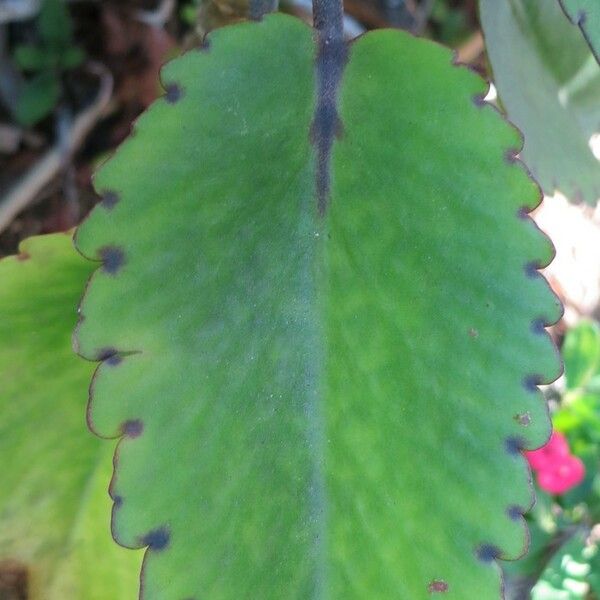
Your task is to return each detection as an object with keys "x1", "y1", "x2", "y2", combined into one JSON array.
[
  {"x1": 524, "y1": 431, "x2": 585, "y2": 495},
  {"x1": 525, "y1": 431, "x2": 569, "y2": 471},
  {"x1": 537, "y1": 455, "x2": 585, "y2": 495}
]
